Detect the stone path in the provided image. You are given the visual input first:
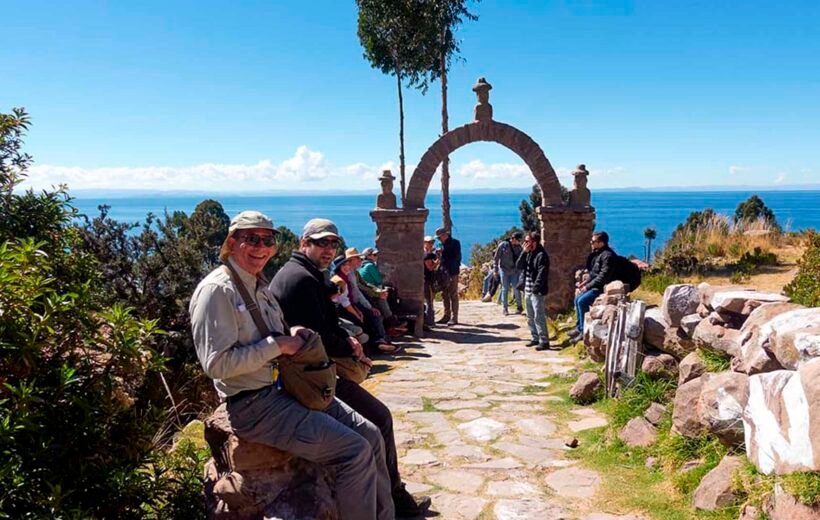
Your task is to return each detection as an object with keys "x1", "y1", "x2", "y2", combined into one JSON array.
[{"x1": 365, "y1": 301, "x2": 647, "y2": 520}]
